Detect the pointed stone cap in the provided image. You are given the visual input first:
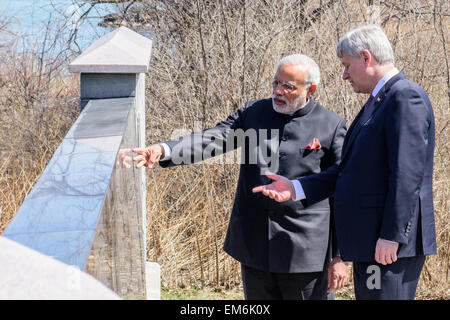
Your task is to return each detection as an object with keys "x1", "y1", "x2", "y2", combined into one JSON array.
[{"x1": 69, "y1": 26, "x2": 152, "y2": 73}]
